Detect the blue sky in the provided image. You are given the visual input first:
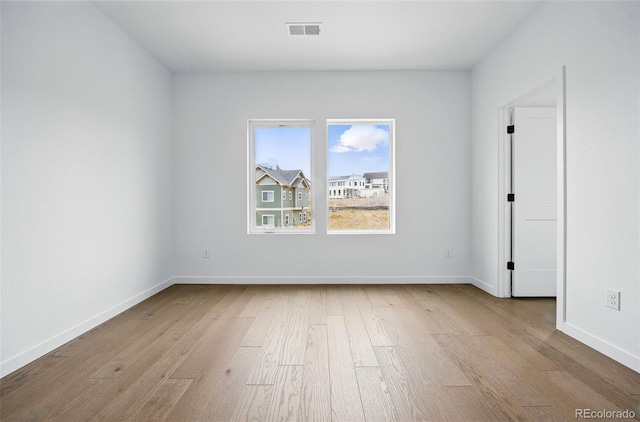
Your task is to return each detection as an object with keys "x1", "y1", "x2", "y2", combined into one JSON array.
[
  {"x1": 328, "y1": 124, "x2": 390, "y2": 177},
  {"x1": 255, "y1": 127, "x2": 311, "y2": 177},
  {"x1": 254, "y1": 124, "x2": 390, "y2": 178}
]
